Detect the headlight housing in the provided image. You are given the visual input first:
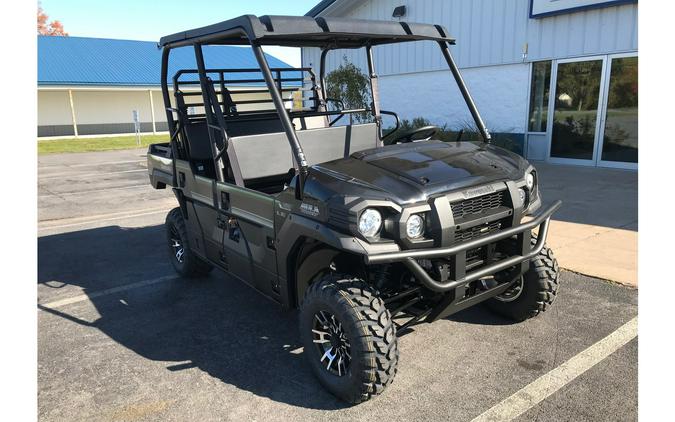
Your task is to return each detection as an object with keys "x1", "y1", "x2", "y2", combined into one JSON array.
[
  {"x1": 518, "y1": 187, "x2": 528, "y2": 207},
  {"x1": 406, "y1": 214, "x2": 424, "y2": 238},
  {"x1": 526, "y1": 171, "x2": 536, "y2": 191},
  {"x1": 358, "y1": 208, "x2": 382, "y2": 238}
]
